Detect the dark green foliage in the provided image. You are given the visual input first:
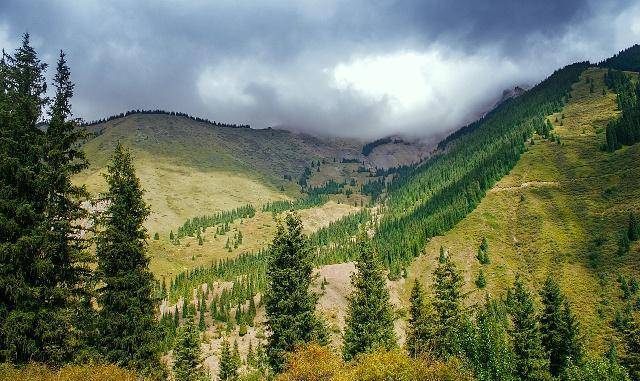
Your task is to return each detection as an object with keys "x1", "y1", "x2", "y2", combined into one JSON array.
[
  {"x1": 219, "y1": 338, "x2": 238, "y2": 381},
  {"x1": 439, "y1": 245, "x2": 446, "y2": 264},
  {"x1": 472, "y1": 298, "x2": 516, "y2": 381},
  {"x1": 561, "y1": 355, "x2": 630, "y2": 381},
  {"x1": 0, "y1": 34, "x2": 93, "y2": 365},
  {"x1": 173, "y1": 318, "x2": 207, "y2": 381},
  {"x1": 264, "y1": 212, "x2": 326, "y2": 371},
  {"x1": 371, "y1": 62, "x2": 587, "y2": 272},
  {"x1": 629, "y1": 212, "x2": 639, "y2": 241},
  {"x1": 343, "y1": 232, "x2": 396, "y2": 361},
  {"x1": 622, "y1": 315, "x2": 640, "y2": 381},
  {"x1": 599, "y1": 44, "x2": 640, "y2": 72},
  {"x1": 95, "y1": 143, "x2": 163, "y2": 375},
  {"x1": 432, "y1": 254, "x2": 466, "y2": 358},
  {"x1": 604, "y1": 69, "x2": 640, "y2": 151},
  {"x1": 619, "y1": 234, "x2": 631, "y2": 256},
  {"x1": 476, "y1": 269, "x2": 487, "y2": 289},
  {"x1": 176, "y1": 204, "x2": 255, "y2": 239},
  {"x1": 362, "y1": 136, "x2": 393, "y2": 155},
  {"x1": 540, "y1": 276, "x2": 583, "y2": 376},
  {"x1": 261, "y1": 194, "x2": 328, "y2": 213},
  {"x1": 510, "y1": 276, "x2": 550, "y2": 381},
  {"x1": 406, "y1": 279, "x2": 434, "y2": 358}
]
